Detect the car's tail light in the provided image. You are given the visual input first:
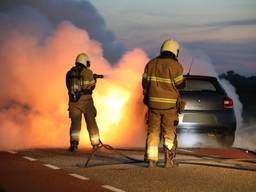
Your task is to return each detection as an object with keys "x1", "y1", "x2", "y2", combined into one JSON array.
[{"x1": 224, "y1": 97, "x2": 233, "y2": 108}]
